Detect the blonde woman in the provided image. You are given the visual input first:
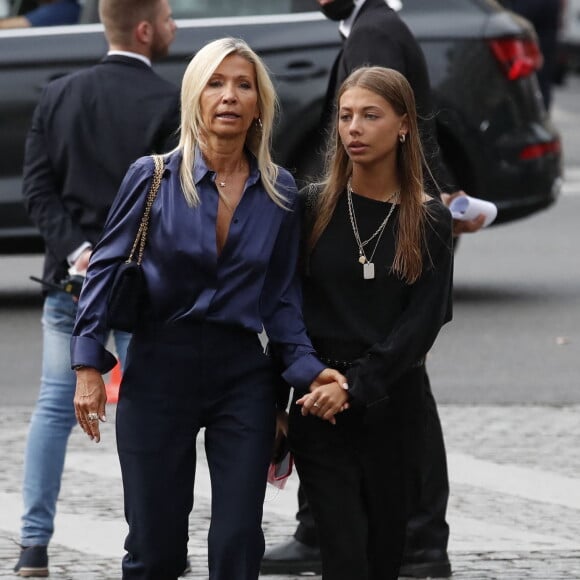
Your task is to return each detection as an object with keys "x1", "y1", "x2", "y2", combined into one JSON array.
[
  {"x1": 71, "y1": 38, "x2": 344, "y2": 580},
  {"x1": 288, "y1": 67, "x2": 454, "y2": 580}
]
